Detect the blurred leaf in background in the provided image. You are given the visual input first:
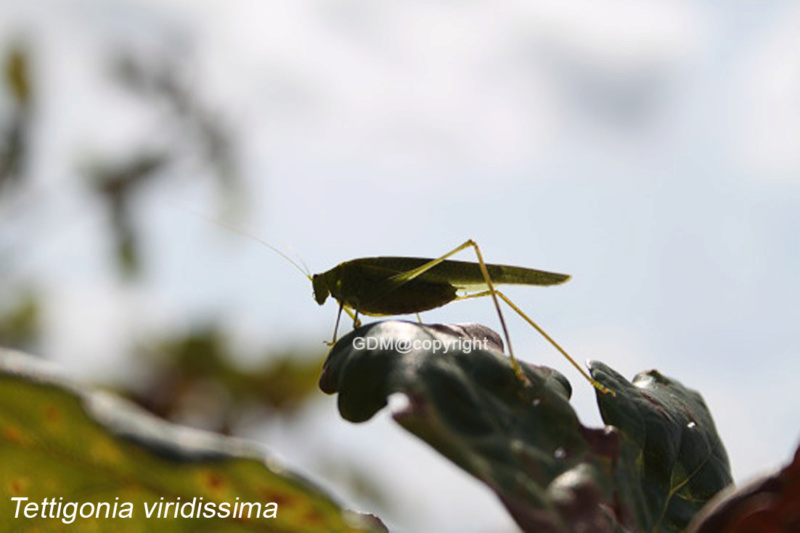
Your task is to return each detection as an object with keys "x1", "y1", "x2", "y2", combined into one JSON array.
[
  {"x1": 0, "y1": 348, "x2": 386, "y2": 533},
  {"x1": 83, "y1": 48, "x2": 243, "y2": 279},
  {"x1": 1, "y1": 27, "x2": 353, "y2": 462},
  {"x1": 0, "y1": 288, "x2": 40, "y2": 353},
  {"x1": 0, "y1": 48, "x2": 39, "y2": 342},
  {"x1": 110, "y1": 50, "x2": 241, "y2": 200},
  {"x1": 0, "y1": 42, "x2": 32, "y2": 194},
  {"x1": 87, "y1": 152, "x2": 169, "y2": 277},
  {"x1": 0, "y1": 30, "x2": 390, "y2": 524},
  {"x1": 125, "y1": 325, "x2": 327, "y2": 435}
]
